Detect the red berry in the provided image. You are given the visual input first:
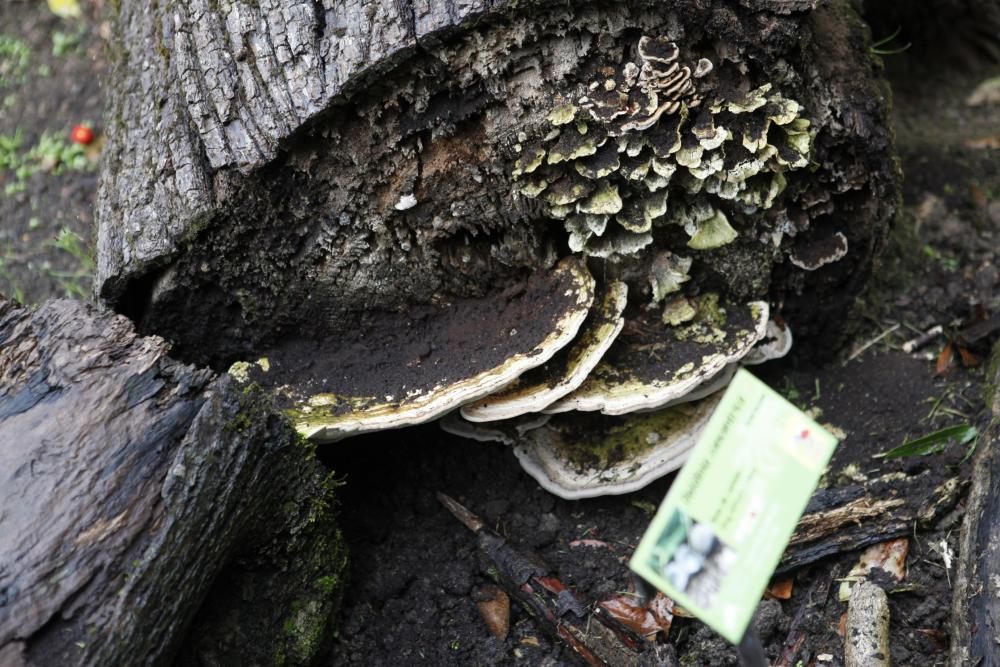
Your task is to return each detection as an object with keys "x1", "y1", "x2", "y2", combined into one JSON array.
[{"x1": 70, "y1": 124, "x2": 94, "y2": 145}]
